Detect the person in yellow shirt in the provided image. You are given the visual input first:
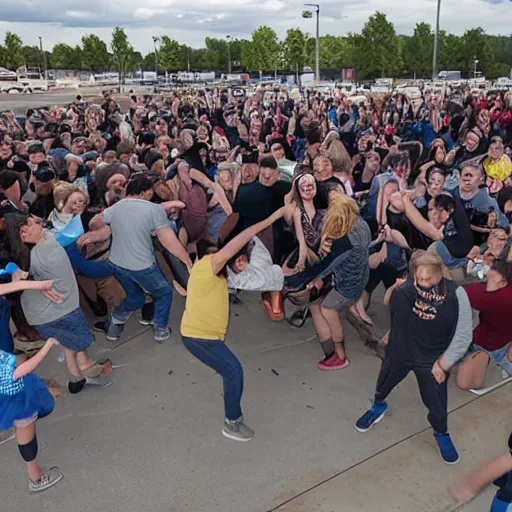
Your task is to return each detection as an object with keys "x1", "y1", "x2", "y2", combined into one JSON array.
[
  {"x1": 181, "y1": 206, "x2": 291, "y2": 442},
  {"x1": 484, "y1": 136, "x2": 512, "y2": 194}
]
